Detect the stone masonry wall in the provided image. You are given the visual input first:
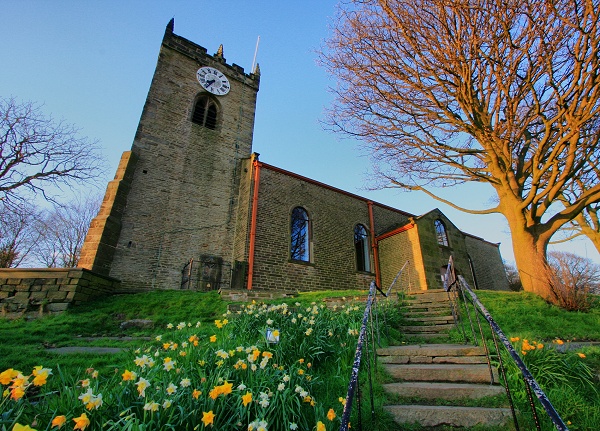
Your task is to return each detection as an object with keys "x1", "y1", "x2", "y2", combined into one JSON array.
[
  {"x1": 378, "y1": 226, "x2": 427, "y2": 292},
  {"x1": 99, "y1": 25, "x2": 259, "y2": 290},
  {"x1": 415, "y1": 210, "x2": 477, "y2": 290},
  {"x1": 0, "y1": 268, "x2": 119, "y2": 314},
  {"x1": 250, "y1": 164, "x2": 410, "y2": 292},
  {"x1": 465, "y1": 235, "x2": 509, "y2": 291}
]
